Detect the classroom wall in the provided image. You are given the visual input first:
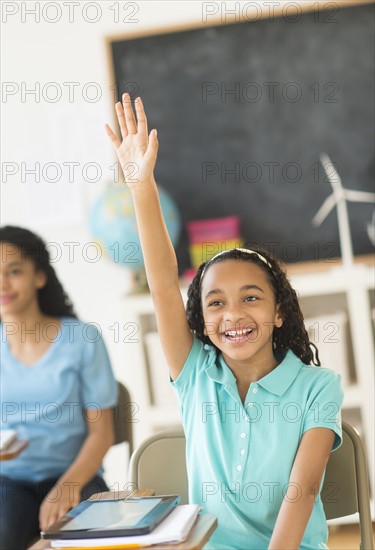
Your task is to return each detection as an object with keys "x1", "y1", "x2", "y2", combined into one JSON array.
[{"x1": 1, "y1": 0, "x2": 328, "y2": 487}]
